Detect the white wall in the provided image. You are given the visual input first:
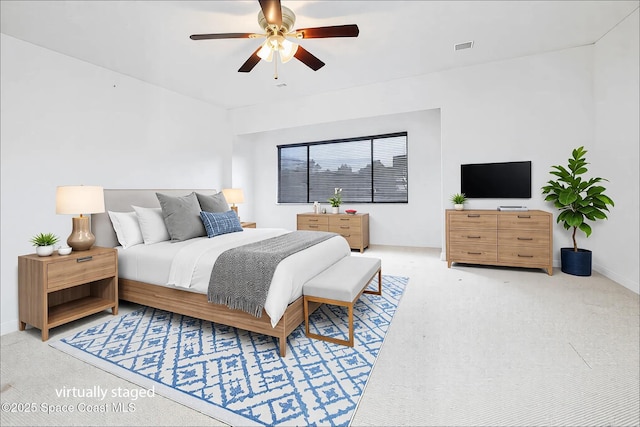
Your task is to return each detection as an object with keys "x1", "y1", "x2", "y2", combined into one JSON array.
[
  {"x1": 592, "y1": 9, "x2": 640, "y2": 293},
  {"x1": 231, "y1": 42, "x2": 639, "y2": 293},
  {"x1": 233, "y1": 110, "x2": 442, "y2": 247},
  {"x1": 0, "y1": 35, "x2": 233, "y2": 334}
]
